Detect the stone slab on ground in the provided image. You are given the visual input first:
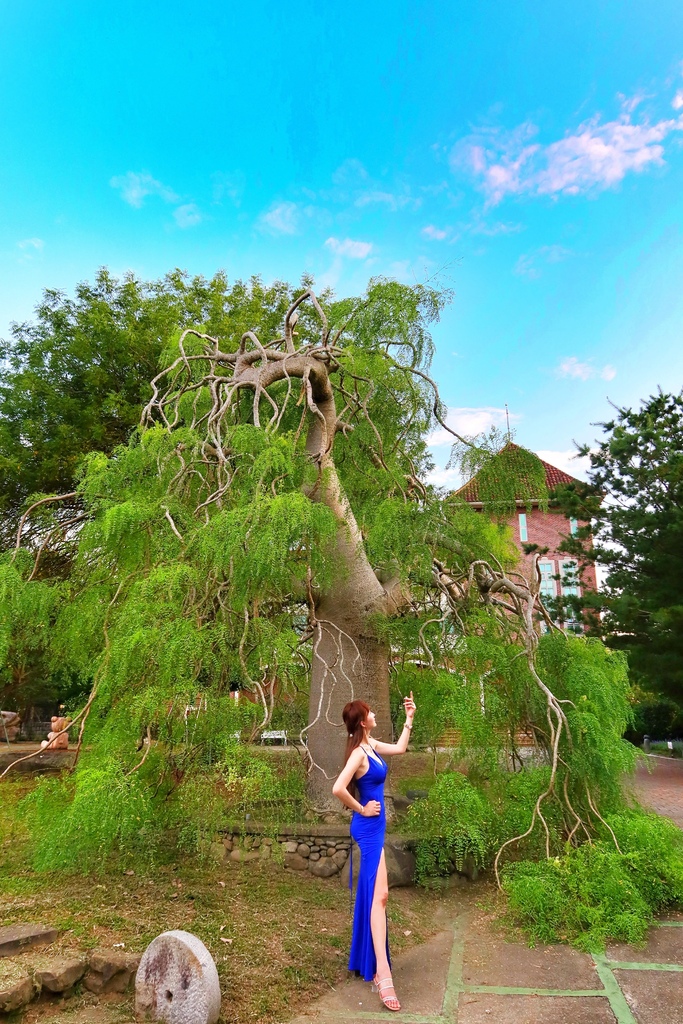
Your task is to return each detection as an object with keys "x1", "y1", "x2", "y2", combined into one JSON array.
[
  {"x1": 463, "y1": 926, "x2": 601, "y2": 990},
  {"x1": 0, "y1": 960, "x2": 39, "y2": 1013},
  {"x1": 458, "y1": 993, "x2": 617, "y2": 1023},
  {"x1": 606, "y1": 925, "x2": 683, "y2": 966},
  {"x1": 84, "y1": 951, "x2": 141, "y2": 994},
  {"x1": 614, "y1": 968, "x2": 683, "y2": 1023},
  {"x1": 0, "y1": 924, "x2": 60, "y2": 957},
  {"x1": 289, "y1": 927, "x2": 452, "y2": 1022},
  {"x1": 34, "y1": 956, "x2": 88, "y2": 992}
]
